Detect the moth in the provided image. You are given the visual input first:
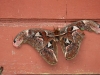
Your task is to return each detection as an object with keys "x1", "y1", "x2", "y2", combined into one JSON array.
[{"x1": 13, "y1": 20, "x2": 100, "y2": 65}]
